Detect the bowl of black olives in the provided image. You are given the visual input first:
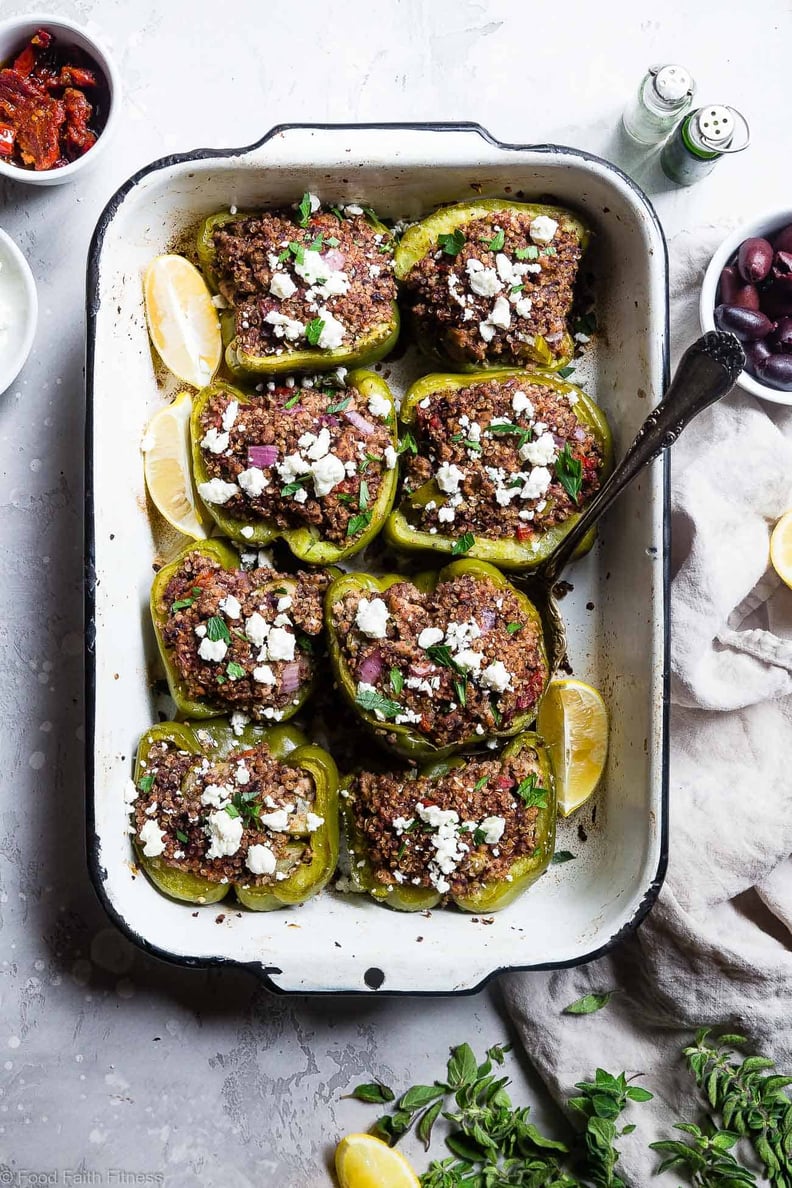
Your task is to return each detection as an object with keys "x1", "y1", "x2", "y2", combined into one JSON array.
[{"x1": 700, "y1": 213, "x2": 792, "y2": 403}]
